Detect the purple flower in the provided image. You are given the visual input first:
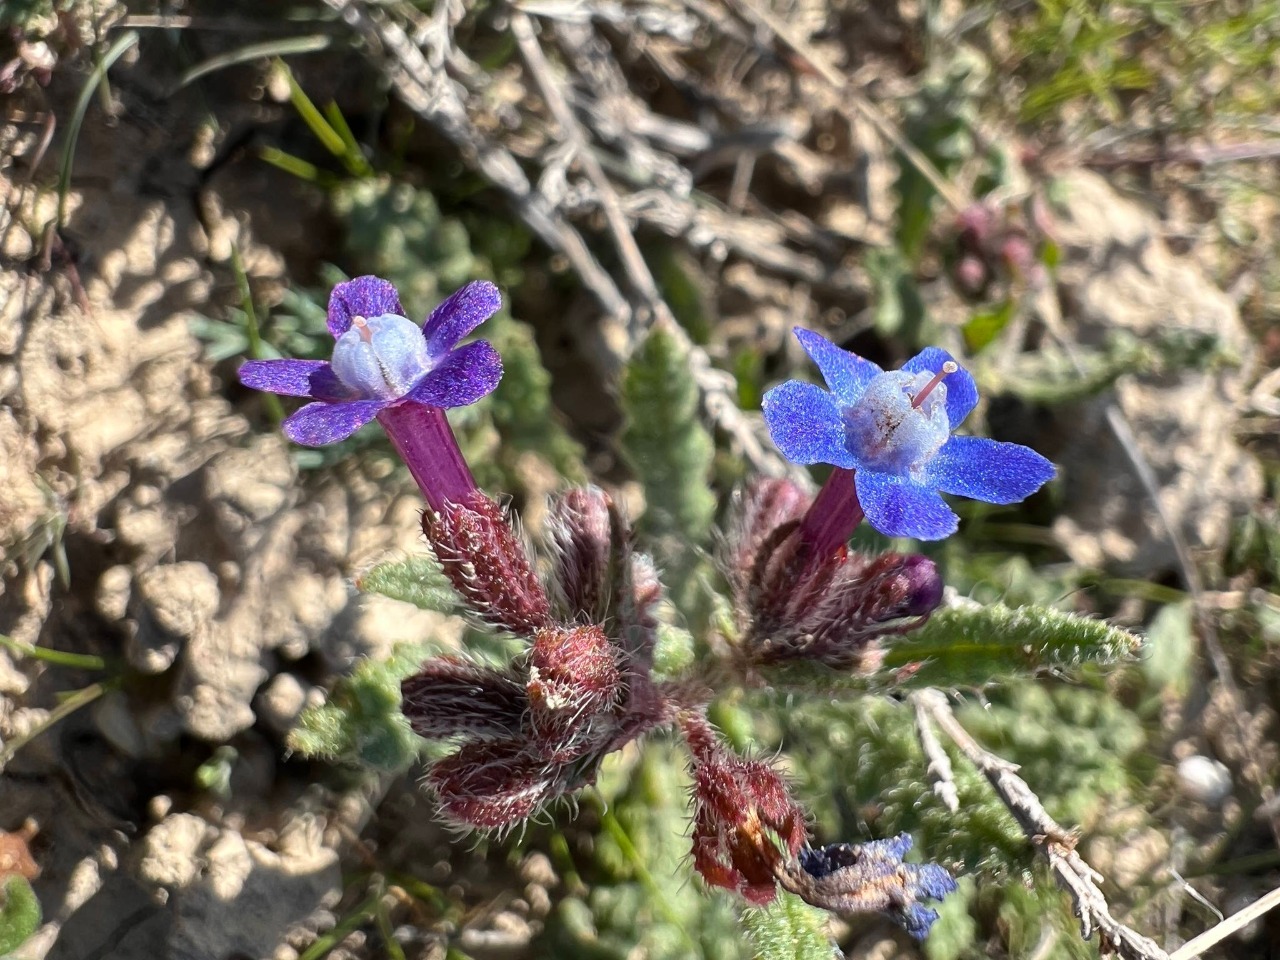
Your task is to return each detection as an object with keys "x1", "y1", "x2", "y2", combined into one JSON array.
[
  {"x1": 762, "y1": 328, "x2": 1055, "y2": 541},
  {"x1": 239, "y1": 276, "x2": 503, "y2": 446}
]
